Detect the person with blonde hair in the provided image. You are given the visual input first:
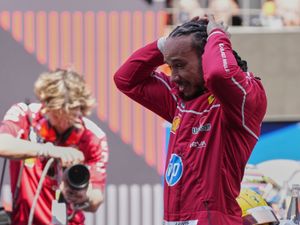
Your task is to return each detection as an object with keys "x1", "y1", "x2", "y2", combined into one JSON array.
[{"x1": 0, "y1": 69, "x2": 109, "y2": 224}]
